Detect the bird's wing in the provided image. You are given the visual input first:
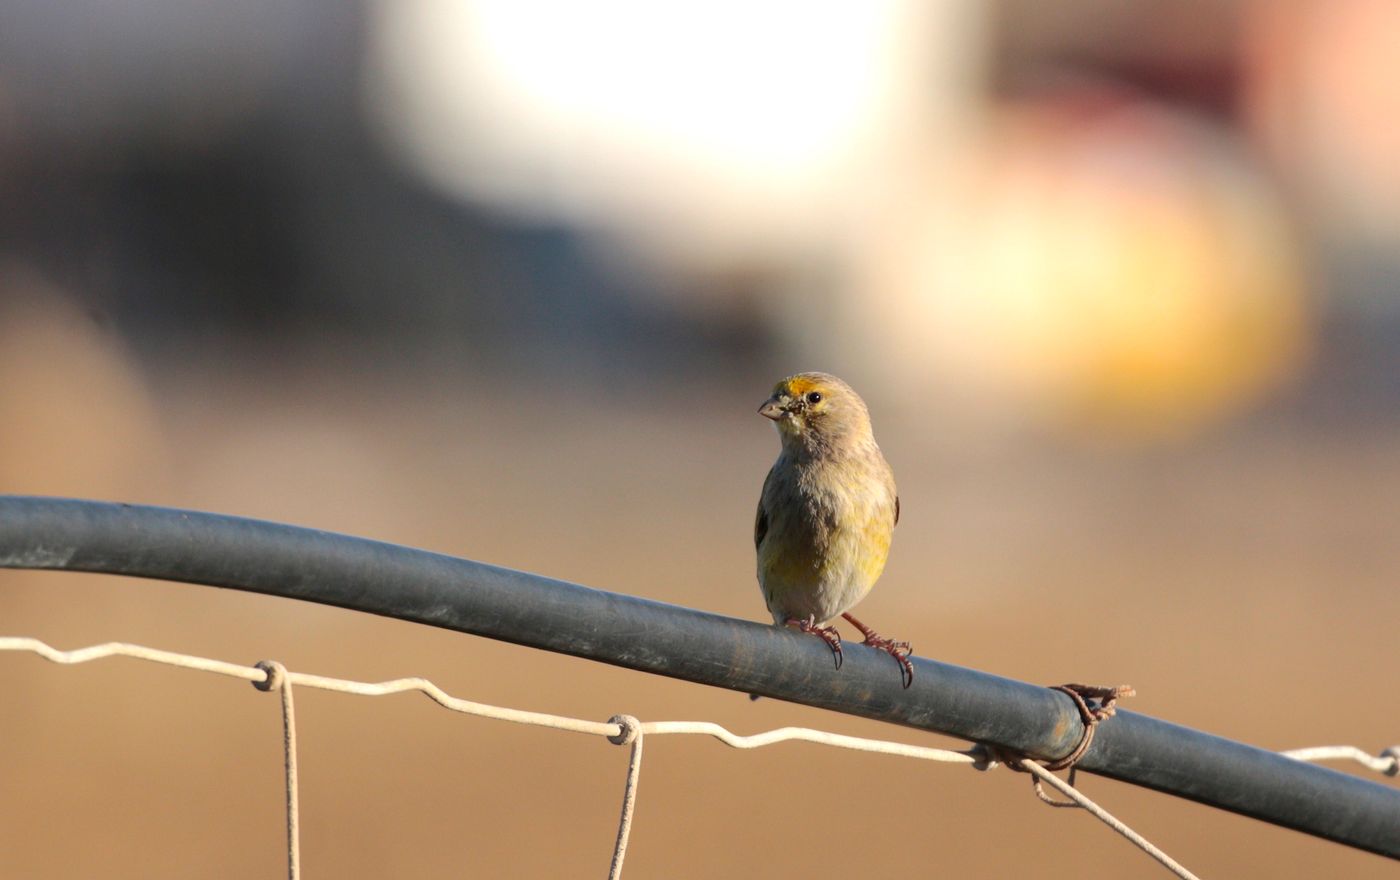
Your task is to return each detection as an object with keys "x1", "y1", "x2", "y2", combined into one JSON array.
[{"x1": 754, "y1": 464, "x2": 777, "y2": 549}]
